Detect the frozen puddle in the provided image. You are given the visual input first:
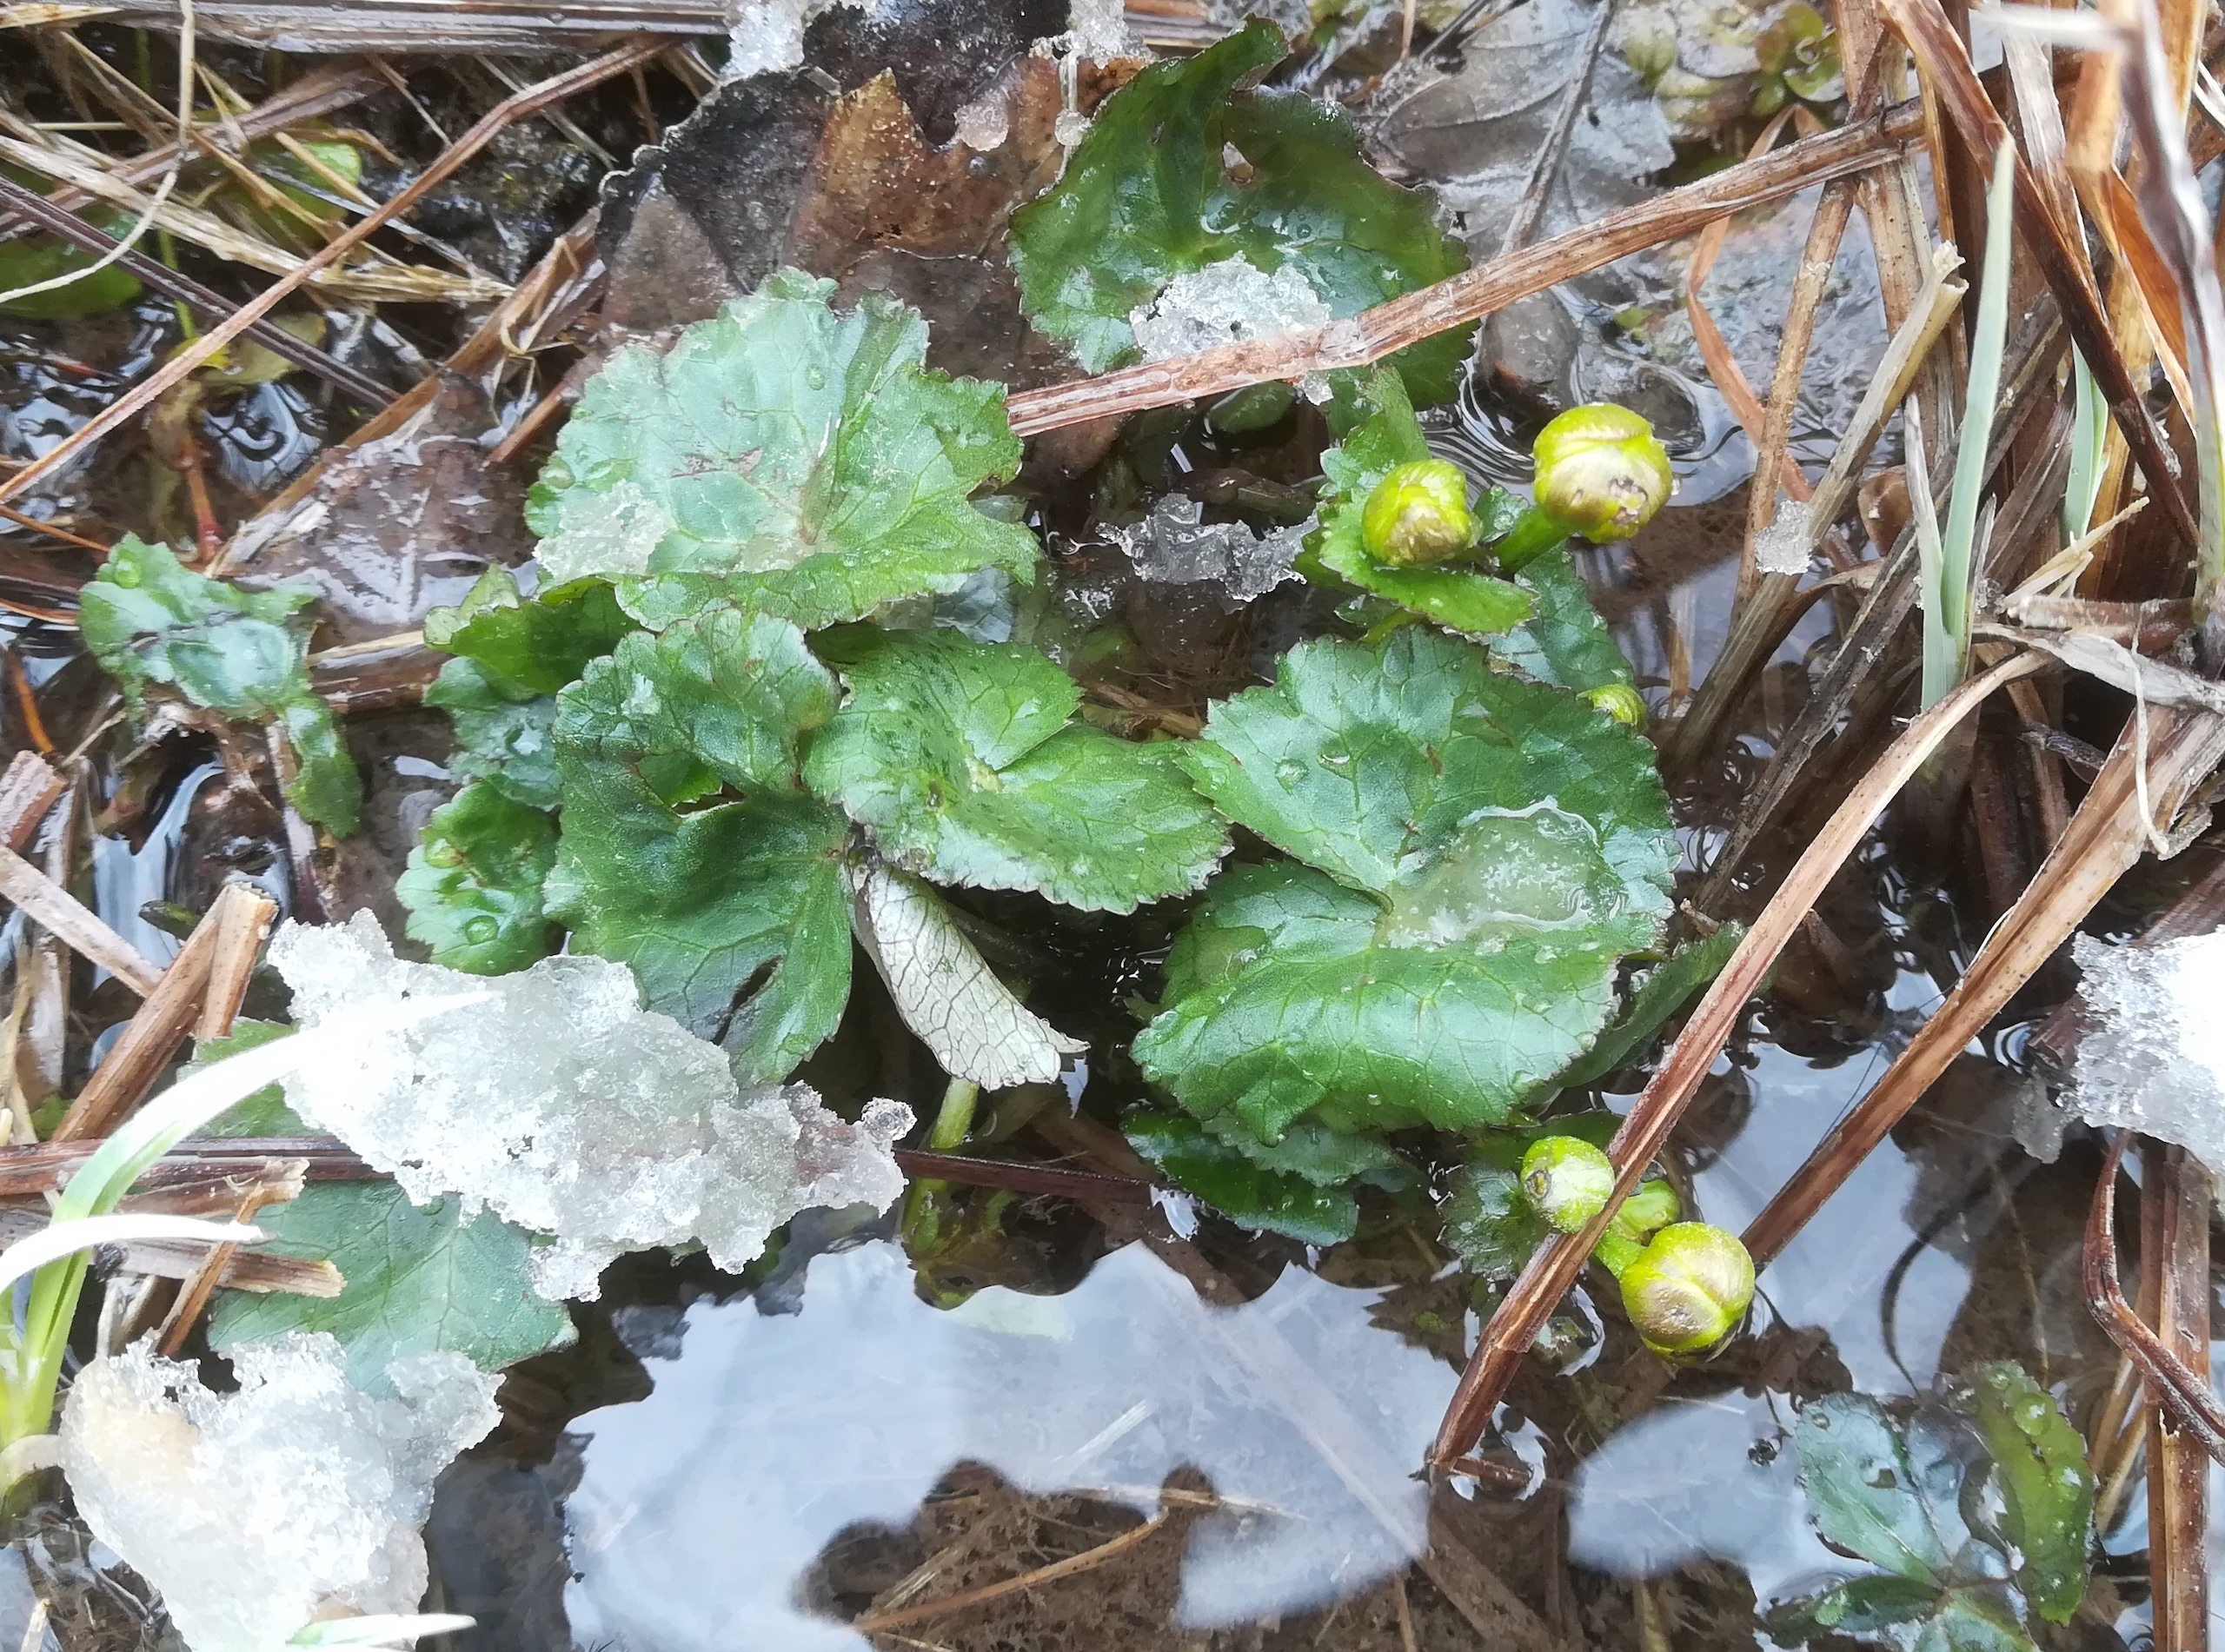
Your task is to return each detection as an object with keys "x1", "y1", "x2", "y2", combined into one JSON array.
[{"x1": 562, "y1": 1239, "x2": 1457, "y2": 1648}]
